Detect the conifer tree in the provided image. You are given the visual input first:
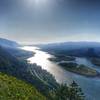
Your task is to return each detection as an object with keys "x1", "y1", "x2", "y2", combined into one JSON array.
[{"x1": 50, "y1": 81, "x2": 85, "y2": 100}]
